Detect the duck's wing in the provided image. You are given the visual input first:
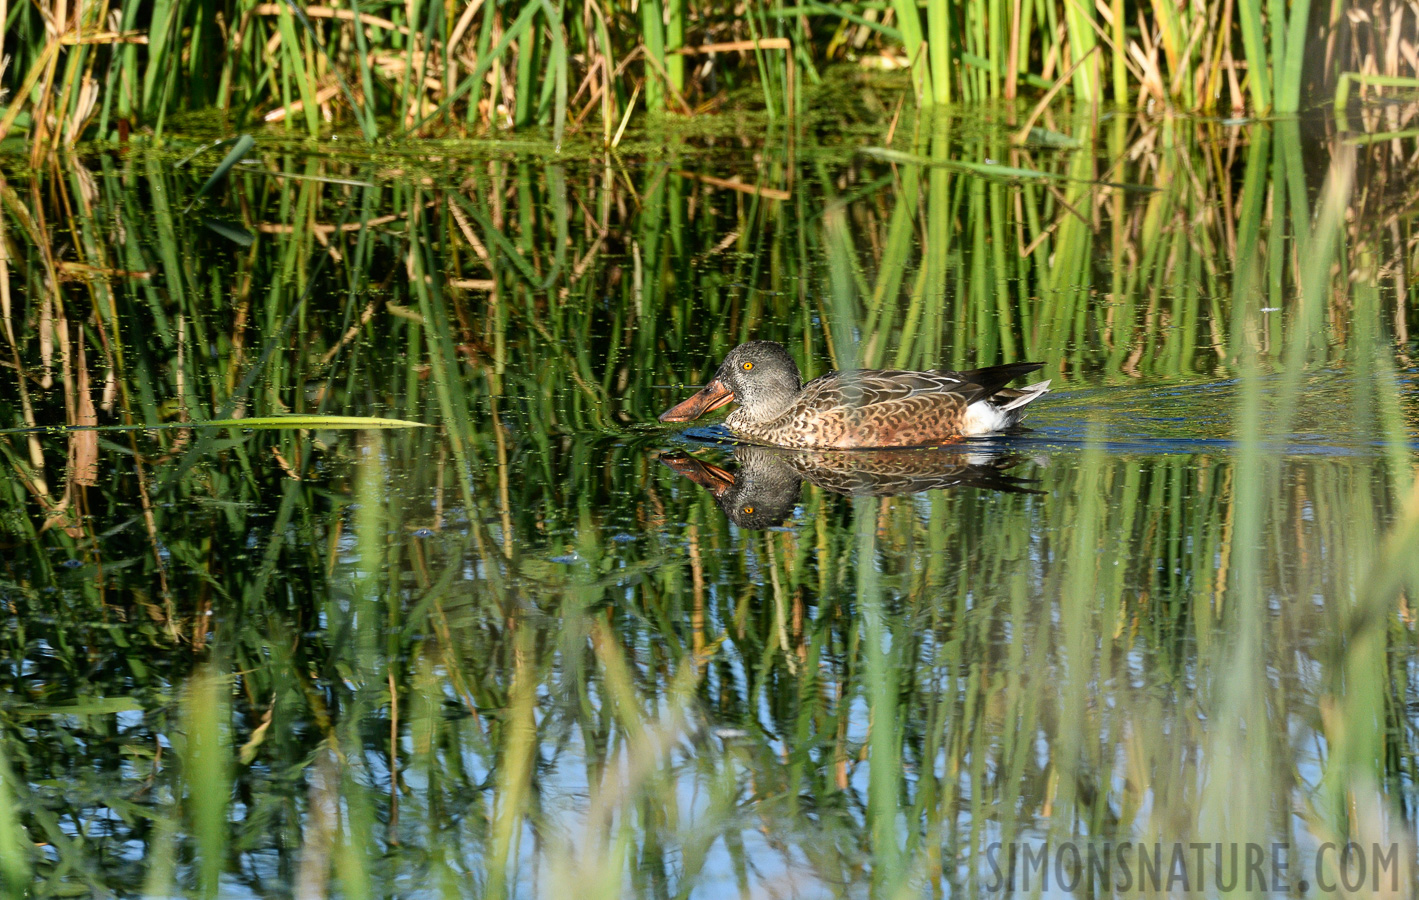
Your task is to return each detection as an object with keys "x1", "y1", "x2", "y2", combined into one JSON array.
[
  {"x1": 801, "y1": 363, "x2": 1043, "y2": 408},
  {"x1": 782, "y1": 374, "x2": 969, "y2": 448},
  {"x1": 799, "y1": 369, "x2": 971, "y2": 407},
  {"x1": 787, "y1": 365, "x2": 1044, "y2": 448}
]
